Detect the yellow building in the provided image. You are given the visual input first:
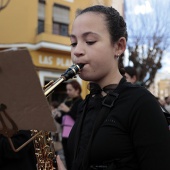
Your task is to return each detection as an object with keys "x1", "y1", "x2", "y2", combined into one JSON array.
[
  {"x1": 158, "y1": 79, "x2": 170, "y2": 99},
  {"x1": 0, "y1": 0, "x2": 124, "y2": 101}
]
